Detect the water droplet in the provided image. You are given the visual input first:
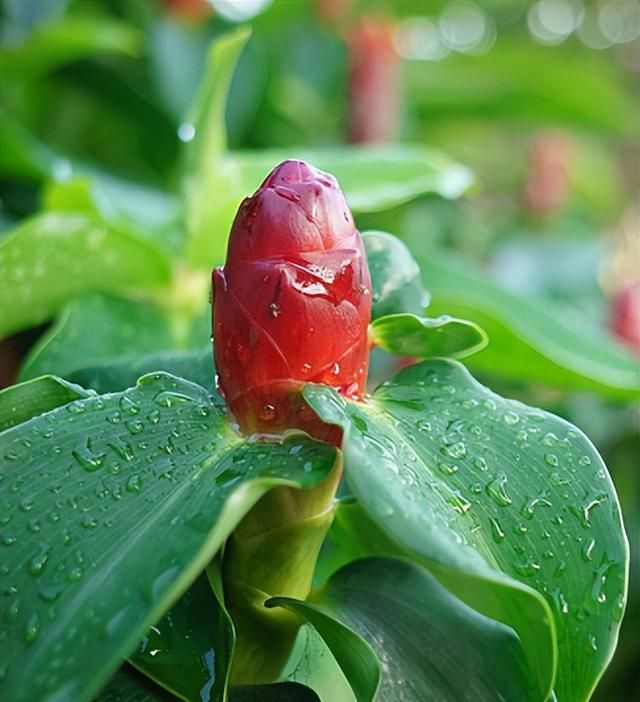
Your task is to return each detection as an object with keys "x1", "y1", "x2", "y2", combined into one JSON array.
[
  {"x1": 66, "y1": 402, "x2": 86, "y2": 415},
  {"x1": 447, "y1": 491, "x2": 472, "y2": 515},
  {"x1": 147, "y1": 409, "x2": 161, "y2": 425},
  {"x1": 522, "y1": 492, "x2": 552, "y2": 520},
  {"x1": 20, "y1": 497, "x2": 34, "y2": 512},
  {"x1": 441, "y1": 441, "x2": 467, "y2": 459},
  {"x1": 439, "y1": 462, "x2": 459, "y2": 476},
  {"x1": 119, "y1": 396, "x2": 140, "y2": 415},
  {"x1": 125, "y1": 419, "x2": 144, "y2": 435},
  {"x1": 416, "y1": 419, "x2": 432, "y2": 432},
  {"x1": 578, "y1": 455, "x2": 592, "y2": 467},
  {"x1": 550, "y1": 588, "x2": 569, "y2": 615},
  {"x1": 29, "y1": 544, "x2": 51, "y2": 576},
  {"x1": 550, "y1": 472, "x2": 570, "y2": 486},
  {"x1": 544, "y1": 453, "x2": 559, "y2": 467},
  {"x1": 258, "y1": 404, "x2": 276, "y2": 422},
  {"x1": 126, "y1": 474, "x2": 142, "y2": 493},
  {"x1": 588, "y1": 634, "x2": 598, "y2": 653},
  {"x1": 482, "y1": 398, "x2": 497, "y2": 410},
  {"x1": 486, "y1": 472, "x2": 512, "y2": 507},
  {"x1": 38, "y1": 584, "x2": 63, "y2": 602},
  {"x1": 2, "y1": 532, "x2": 17, "y2": 546},
  {"x1": 154, "y1": 391, "x2": 192, "y2": 408},
  {"x1": 513, "y1": 556, "x2": 541, "y2": 578},
  {"x1": 570, "y1": 491, "x2": 608, "y2": 528},
  {"x1": 582, "y1": 538, "x2": 596, "y2": 562},
  {"x1": 3, "y1": 451, "x2": 18, "y2": 461},
  {"x1": 67, "y1": 567, "x2": 83, "y2": 582},
  {"x1": 106, "y1": 411, "x2": 121, "y2": 424},
  {"x1": 72, "y1": 442, "x2": 106, "y2": 472},
  {"x1": 473, "y1": 457, "x2": 488, "y2": 471},
  {"x1": 489, "y1": 517, "x2": 505, "y2": 543},
  {"x1": 24, "y1": 611, "x2": 40, "y2": 644},
  {"x1": 503, "y1": 411, "x2": 519, "y2": 425}
]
